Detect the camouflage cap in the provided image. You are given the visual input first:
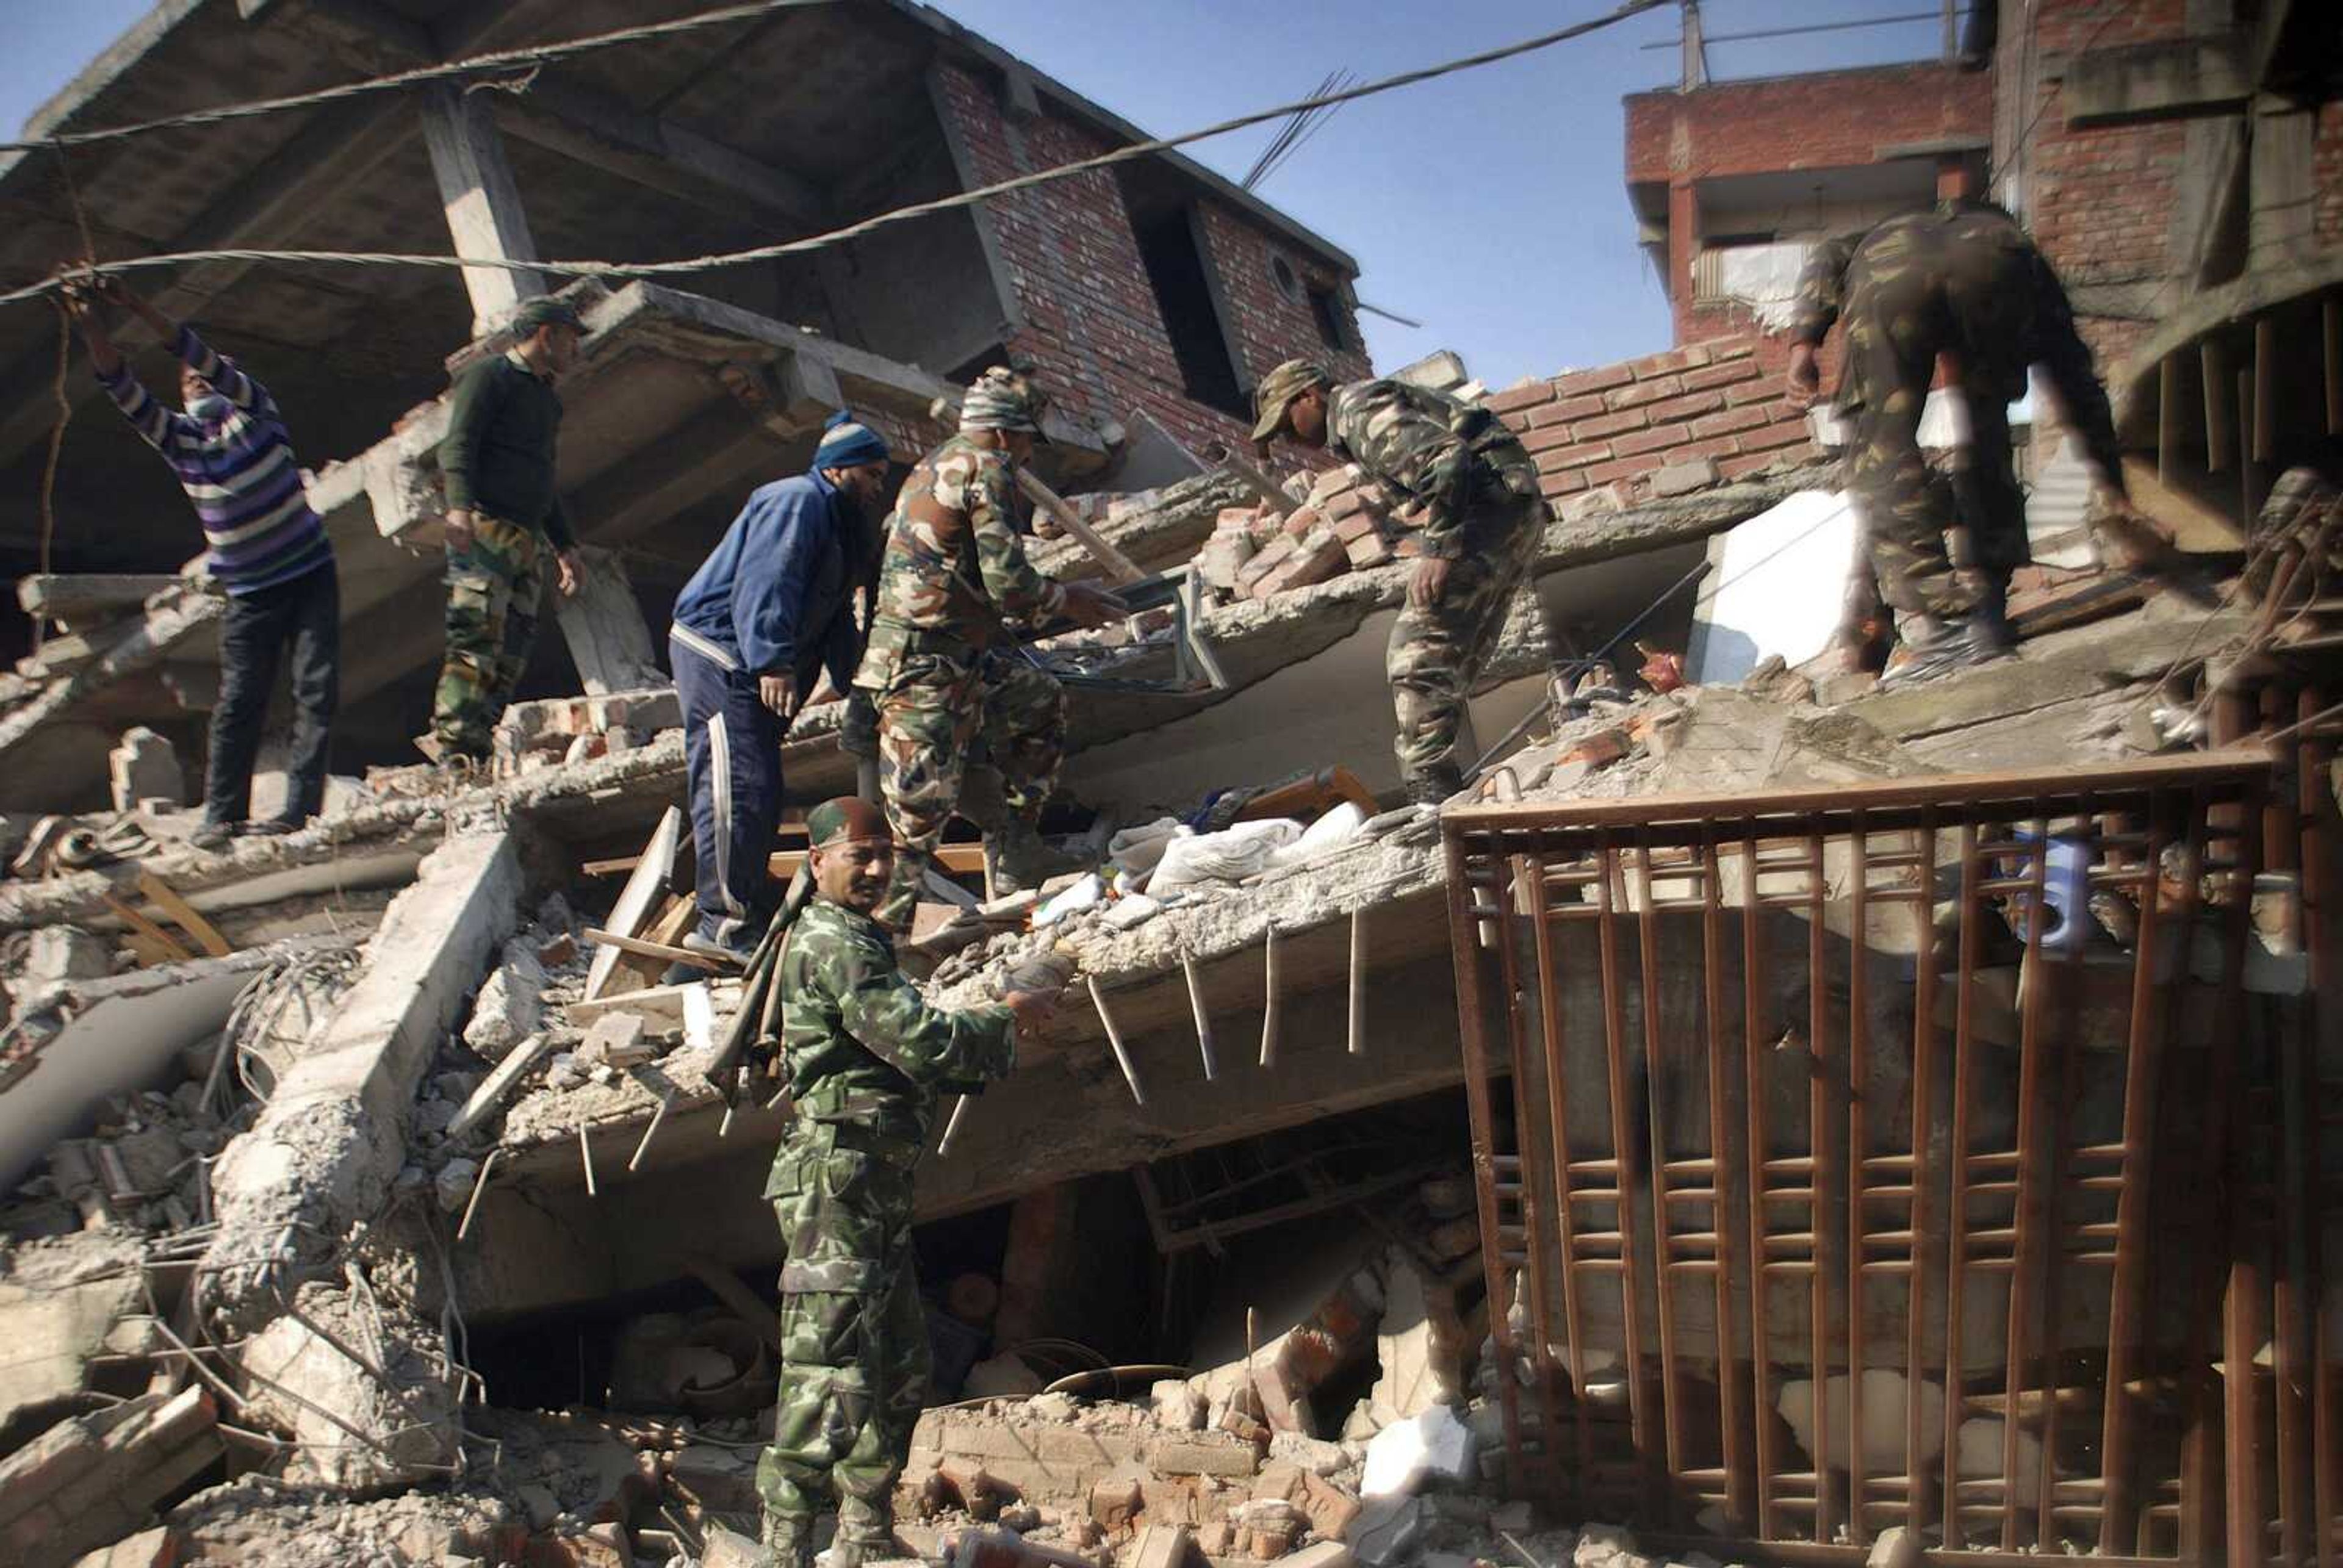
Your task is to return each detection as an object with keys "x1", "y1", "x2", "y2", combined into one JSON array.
[
  {"x1": 807, "y1": 796, "x2": 891, "y2": 848},
  {"x1": 959, "y1": 366, "x2": 1051, "y2": 441},
  {"x1": 1250, "y1": 358, "x2": 1331, "y2": 441}
]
